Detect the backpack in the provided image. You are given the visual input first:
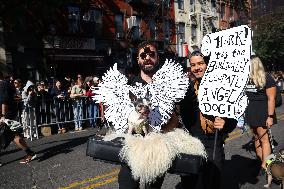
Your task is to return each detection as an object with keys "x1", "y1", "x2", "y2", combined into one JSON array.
[{"x1": 275, "y1": 85, "x2": 282, "y2": 107}]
